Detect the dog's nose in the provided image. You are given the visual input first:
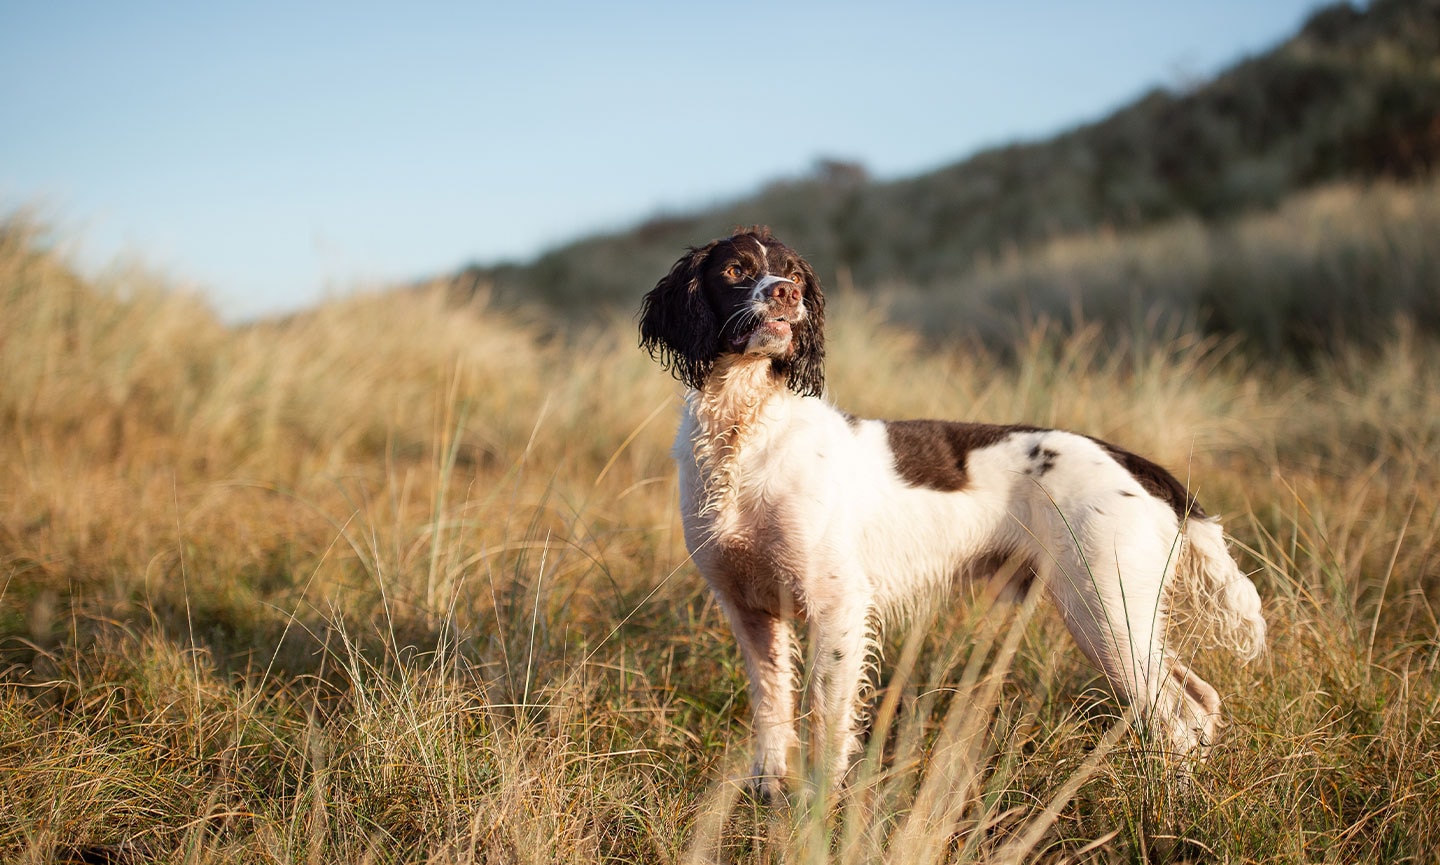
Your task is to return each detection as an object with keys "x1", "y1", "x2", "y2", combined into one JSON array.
[{"x1": 764, "y1": 279, "x2": 801, "y2": 306}]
